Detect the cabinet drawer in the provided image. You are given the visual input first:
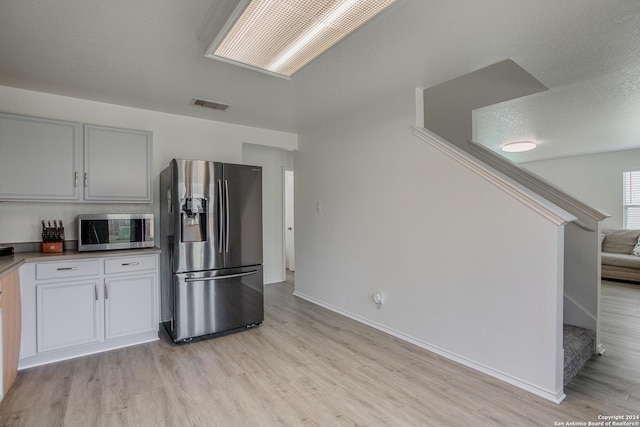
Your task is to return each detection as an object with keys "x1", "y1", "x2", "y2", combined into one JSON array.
[
  {"x1": 36, "y1": 260, "x2": 100, "y2": 280},
  {"x1": 104, "y1": 255, "x2": 156, "y2": 275}
]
